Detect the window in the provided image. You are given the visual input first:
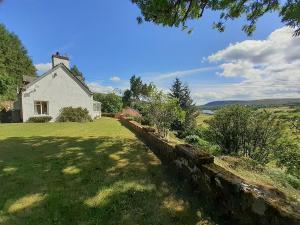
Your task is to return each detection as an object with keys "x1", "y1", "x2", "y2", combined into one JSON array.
[
  {"x1": 93, "y1": 102, "x2": 101, "y2": 112},
  {"x1": 34, "y1": 101, "x2": 48, "y2": 115}
]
